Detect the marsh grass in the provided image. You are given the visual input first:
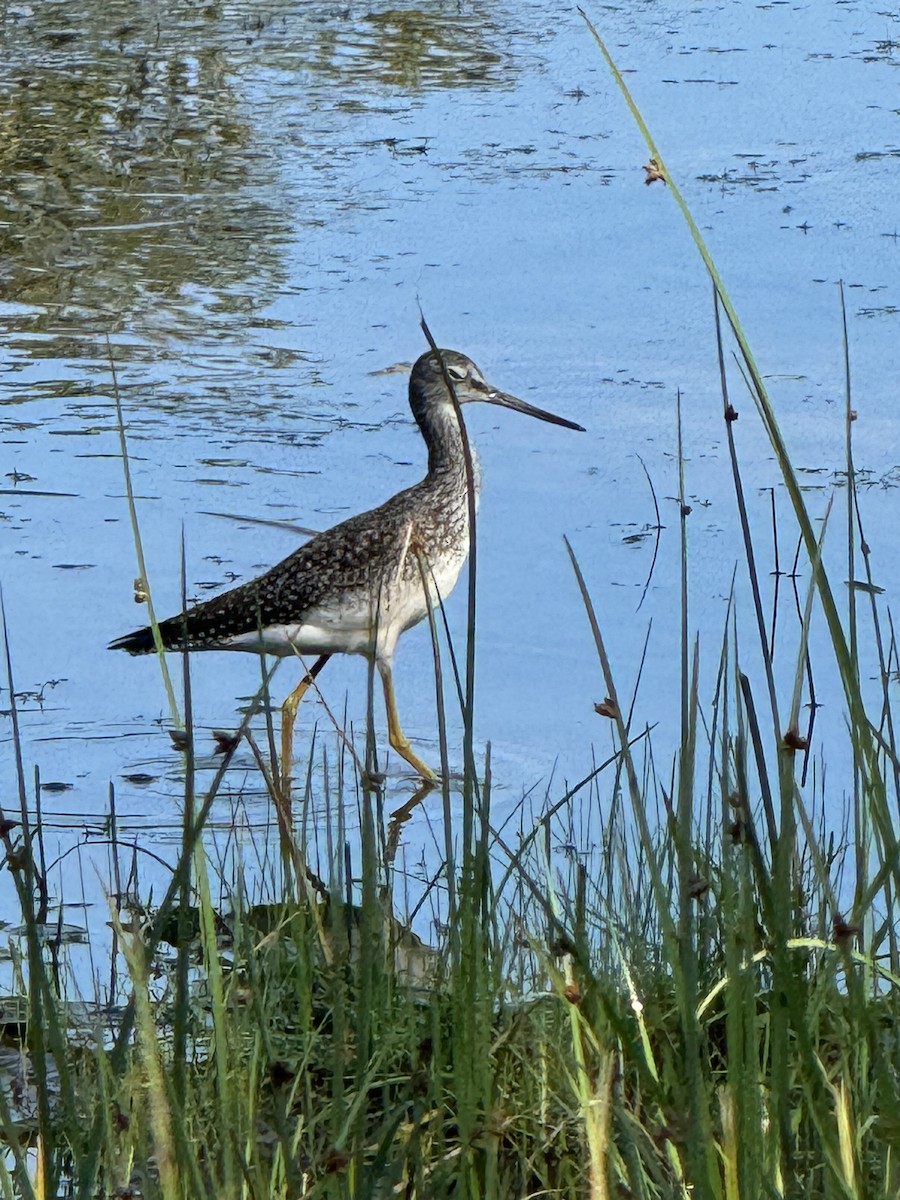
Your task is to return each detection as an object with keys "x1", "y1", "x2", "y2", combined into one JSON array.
[{"x1": 2, "y1": 32, "x2": 900, "y2": 1200}]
